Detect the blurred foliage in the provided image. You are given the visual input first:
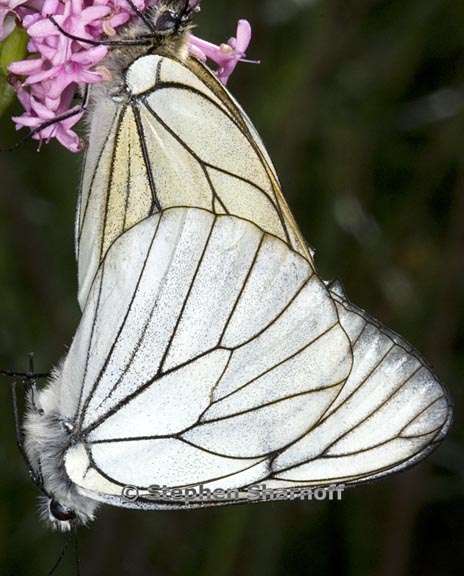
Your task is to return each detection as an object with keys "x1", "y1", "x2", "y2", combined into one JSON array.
[
  {"x1": 0, "y1": 27, "x2": 27, "y2": 116},
  {"x1": 0, "y1": 1, "x2": 463, "y2": 575}
]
